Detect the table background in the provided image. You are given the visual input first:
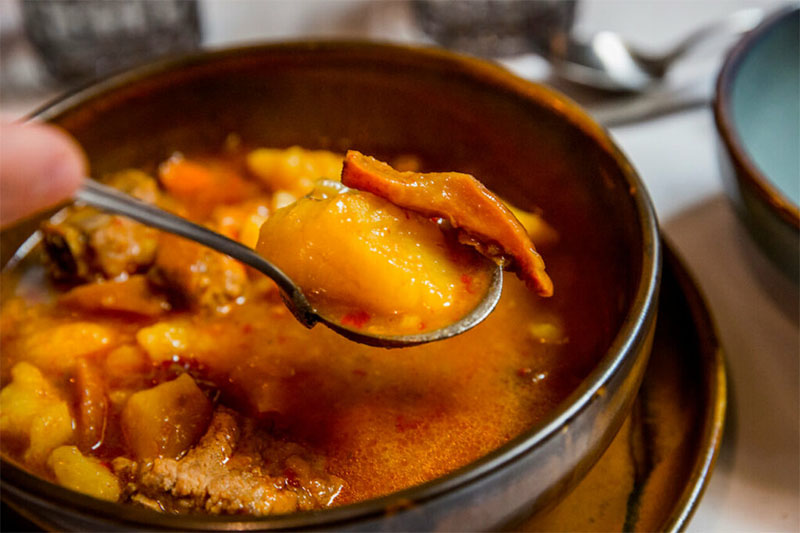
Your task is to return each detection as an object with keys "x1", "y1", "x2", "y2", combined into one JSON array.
[{"x1": 1, "y1": 1, "x2": 798, "y2": 531}]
